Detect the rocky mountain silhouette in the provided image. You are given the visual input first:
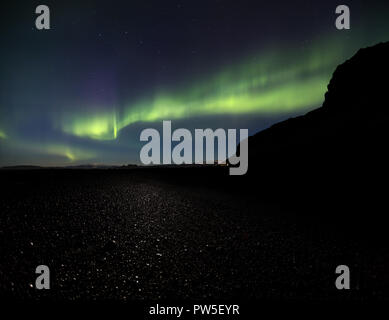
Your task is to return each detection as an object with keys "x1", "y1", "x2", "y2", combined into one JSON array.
[
  {"x1": 241, "y1": 42, "x2": 389, "y2": 233},
  {"x1": 249, "y1": 42, "x2": 389, "y2": 158}
]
